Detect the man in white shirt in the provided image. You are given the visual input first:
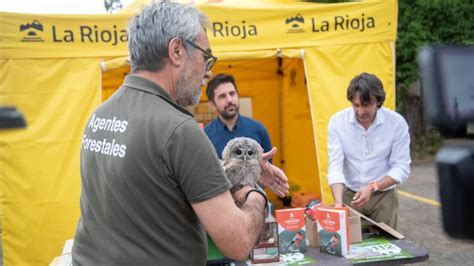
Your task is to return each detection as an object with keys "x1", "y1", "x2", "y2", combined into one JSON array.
[{"x1": 327, "y1": 72, "x2": 411, "y2": 229}]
